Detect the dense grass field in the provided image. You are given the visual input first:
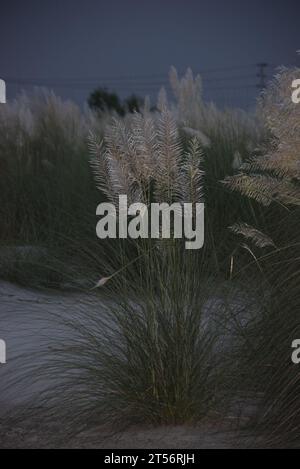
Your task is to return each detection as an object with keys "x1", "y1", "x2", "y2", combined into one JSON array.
[{"x1": 0, "y1": 67, "x2": 299, "y2": 448}]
